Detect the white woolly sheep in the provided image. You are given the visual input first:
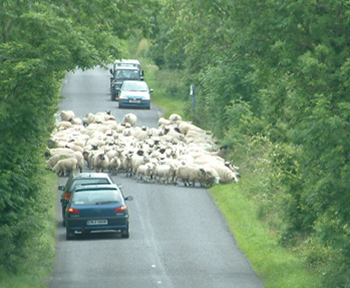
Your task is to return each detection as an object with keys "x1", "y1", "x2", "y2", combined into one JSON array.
[
  {"x1": 93, "y1": 152, "x2": 109, "y2": 173},
  {"x1": 122, "y1": 113, "x2": 137, "y2": 127},
  {"x1": 122, "y1": 152, "x2": 134, "y2": 177},
  {"x1": 154, "y1": 164, "x2": 176, "y2": 184},
  {"x1": 208, "y1": 163, "x2": 239, "y2": 184},
  {"x1": 46, "y1": 154, "x2": 75, "y2": 169},
  {"x1": 175, "y1": 164, "x2": 208, "y2": 187},
  {"x1": 52, "y1": 158, "x2": 77, "y2": 177},
  {"x1": 108, "y1": 157, "x2": 121, "y2": 175},
  {"x1": 136, "y1": 163, "x2": 156, "y2": 183},
  {"x1": 168, "y1": 113, "x2": 182, "y2": 123},
  {"x1": 60, "y1": 110, "x2": 75, "y2": 122}
]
